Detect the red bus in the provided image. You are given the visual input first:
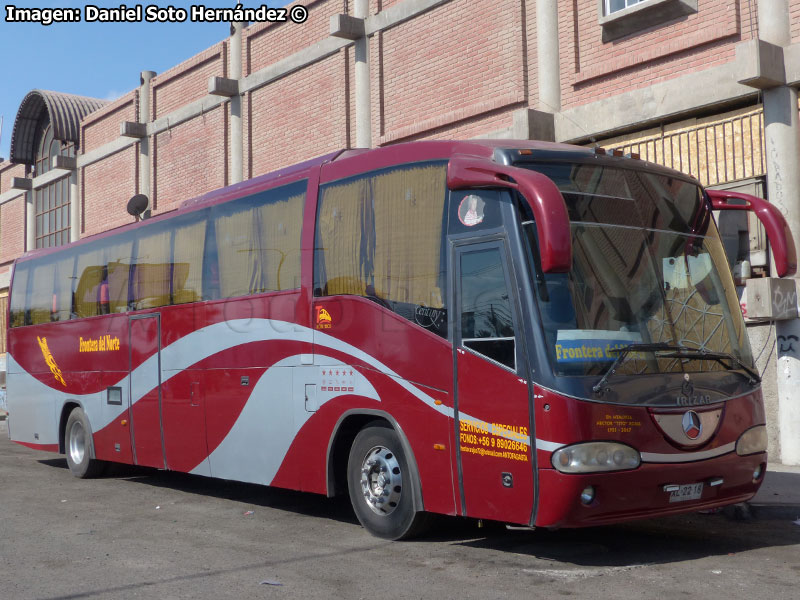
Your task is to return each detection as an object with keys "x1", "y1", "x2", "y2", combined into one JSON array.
[{"x1": 6, "y1": 141, "x2": 795, "y2": 539}]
